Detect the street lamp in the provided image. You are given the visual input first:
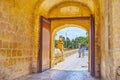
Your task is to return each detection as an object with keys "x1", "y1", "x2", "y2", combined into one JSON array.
[
  {"x1": 75, "y1": 33, "x2": 79, "y2": 48},
  {"x1": 66, "y1": 29, "x2": 69, "y2": 48},
  {"x1": 75, "y1": 34, "x2": 77, "y2": 48}
]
